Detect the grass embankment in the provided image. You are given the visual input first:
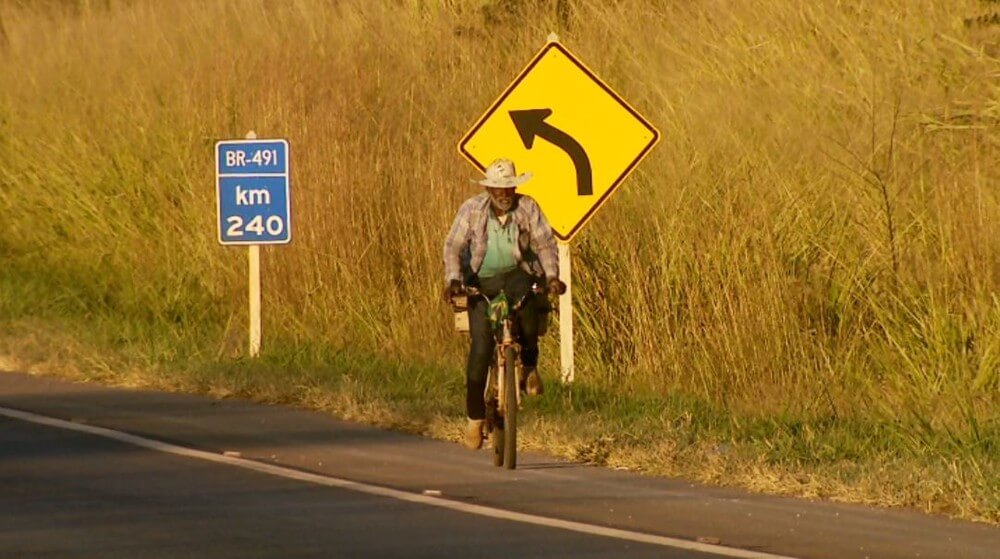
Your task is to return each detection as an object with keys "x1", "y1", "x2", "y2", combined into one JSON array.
[{"x1": 0, "y1": 0, "x2": 997, "y2": 522}]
